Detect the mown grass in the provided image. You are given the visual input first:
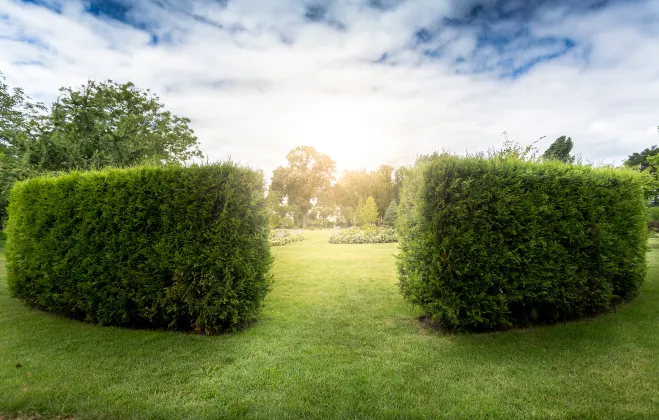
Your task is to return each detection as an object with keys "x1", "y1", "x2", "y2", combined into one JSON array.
[{"x1": 1, "y1": 231, "x2": 658, "y2": 419}]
